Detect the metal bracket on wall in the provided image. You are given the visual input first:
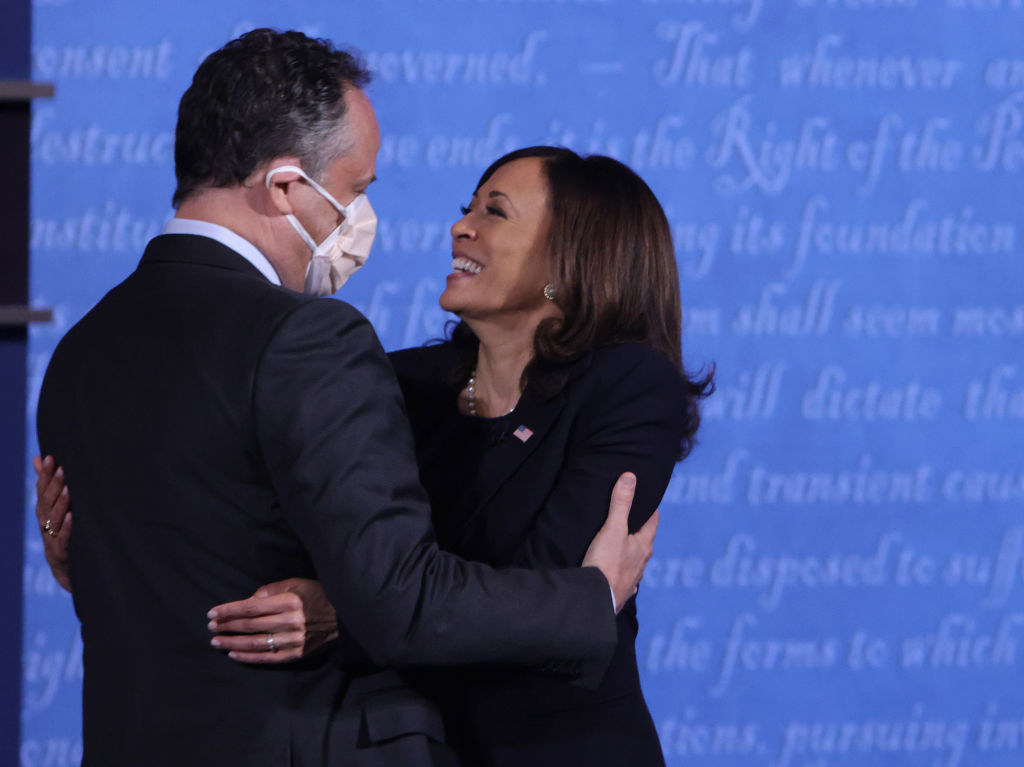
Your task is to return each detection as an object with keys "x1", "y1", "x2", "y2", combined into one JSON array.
[
  {"x1": 0, "y1": 80, "x2": 55, "y2": 101},
  {"x1": 0, "y1": 305, "x2": 53, "y2": 327},
  {"x1": 2, "y1": 79, "x2": 57, "y2": 329}
]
